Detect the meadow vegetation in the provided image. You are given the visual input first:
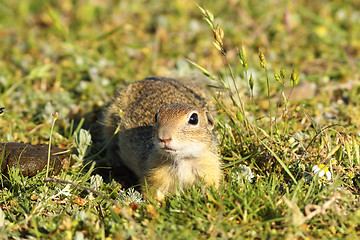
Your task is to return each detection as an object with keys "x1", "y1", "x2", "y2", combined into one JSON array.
[{"x1": 0, "y1": 0, "x2": 359, "y2": 239}]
